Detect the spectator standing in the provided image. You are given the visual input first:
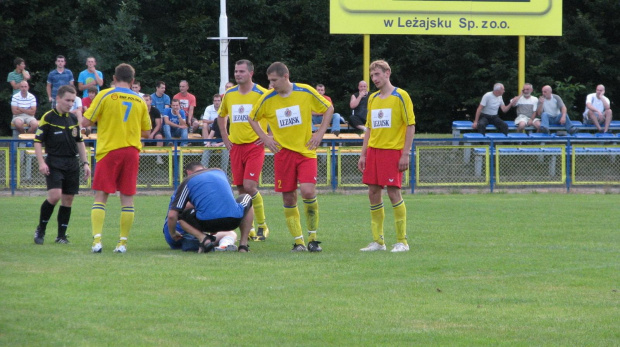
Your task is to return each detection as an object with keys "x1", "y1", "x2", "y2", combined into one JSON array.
[
  {"x1": 358, "y1": 60, "x2": 416, "y2": 253},
  {"x1": 77, "y1": 56, "x2": 104, "y2": 98},
  {"x1": 46, "y1": 55, "x2": 74, "y2": 107},
  {"x1": 151, "y1": 81, "x2": 170, "y2": 113},
  {"x1": 82, "y1": 63, "x2": 151, "y2": 253},
  {"x1": 7, "y1": 57, "x2": 31, "y2": 95}
]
